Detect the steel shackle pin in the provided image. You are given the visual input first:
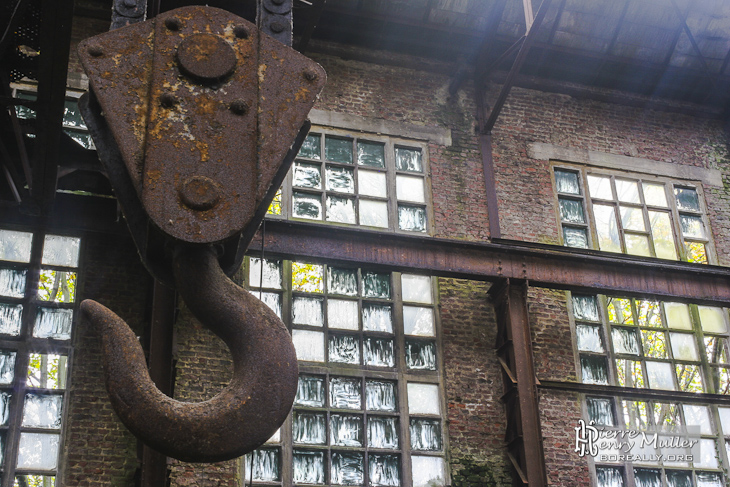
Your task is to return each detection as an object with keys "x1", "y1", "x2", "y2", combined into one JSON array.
[{"x1": 80, "y1": 245, "x2": 298, "y2": 462}]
